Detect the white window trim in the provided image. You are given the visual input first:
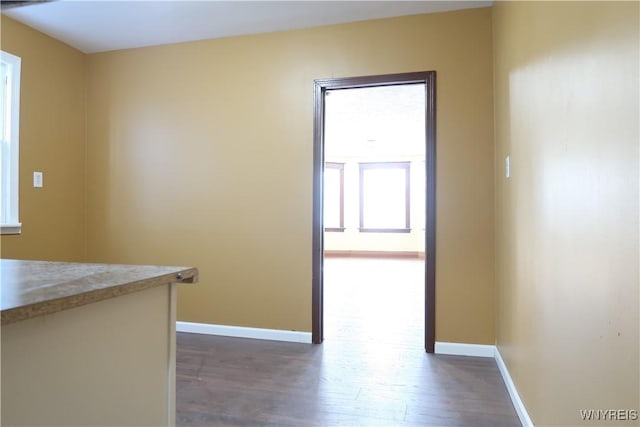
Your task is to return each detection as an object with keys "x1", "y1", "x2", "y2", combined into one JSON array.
[{"x1": 1, "y1": 50, "x2": 22, "y2": 235}]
